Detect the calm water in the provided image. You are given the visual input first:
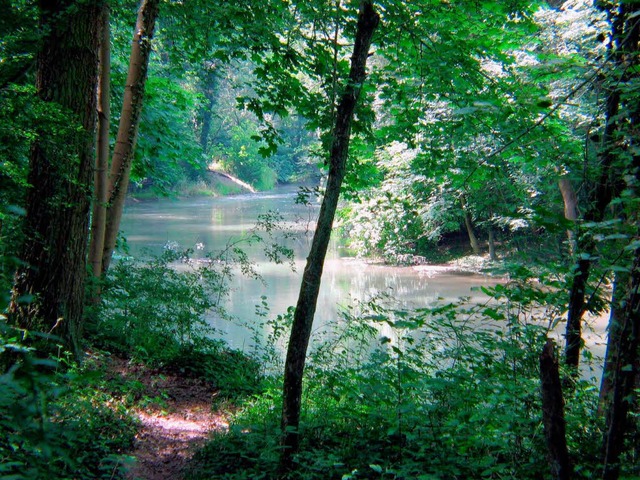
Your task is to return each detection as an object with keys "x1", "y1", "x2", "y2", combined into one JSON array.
[{"x1": 119, "y1": 186, "x2": 607, "y2": 376}]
